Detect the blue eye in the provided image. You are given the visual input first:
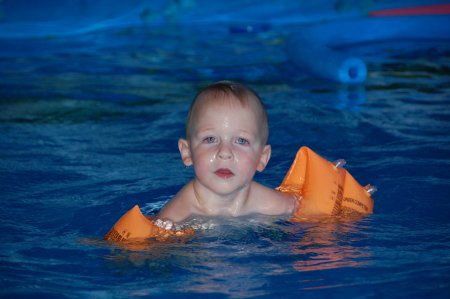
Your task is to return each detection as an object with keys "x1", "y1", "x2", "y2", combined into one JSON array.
[
  {"x1": 236, "y1": 138, "x2": 249, "y2": 145},
  {"x1": 203, "y1": 137, "x2": 216, "y2": 143}
]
